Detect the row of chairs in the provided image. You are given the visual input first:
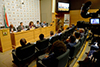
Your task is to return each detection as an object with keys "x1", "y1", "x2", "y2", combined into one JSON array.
[
  {"x1": 37, "y1": 29, "x2": 88, "y2": 67},
  {"x1": 12, "y1": 26, "x2": 79, "y2": 67}
]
